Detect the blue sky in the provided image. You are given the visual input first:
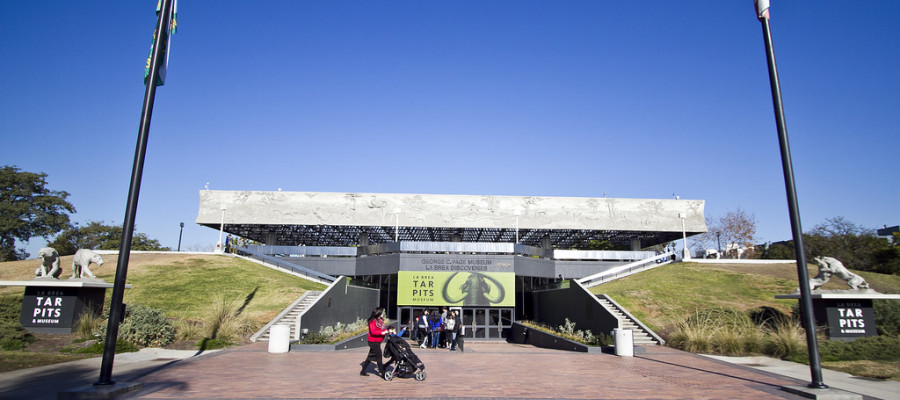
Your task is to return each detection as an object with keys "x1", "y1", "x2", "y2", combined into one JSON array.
[{"x1": 2, "y1": 1, "x2": 898, "y2": 256}]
